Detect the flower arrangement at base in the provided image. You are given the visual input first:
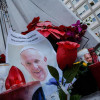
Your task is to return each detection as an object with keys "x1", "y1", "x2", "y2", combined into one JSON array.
[
  {"x1": 21, "y1": 17, "x2": 89, "y2": 100},
  {"x1": 47, "y1": 60, "x2": 98, "y2": 100},
  {"x1": 21, "y1": 17, "x2": 87, "y2": 44}
]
